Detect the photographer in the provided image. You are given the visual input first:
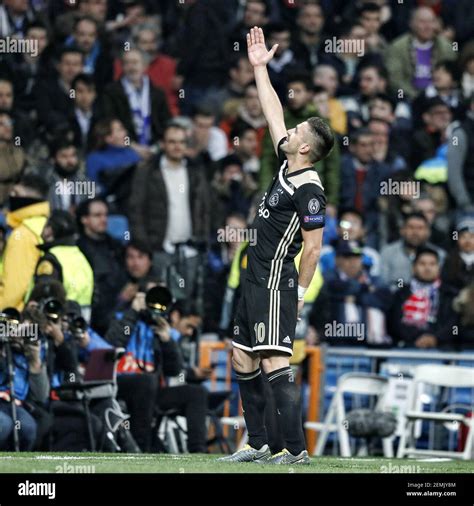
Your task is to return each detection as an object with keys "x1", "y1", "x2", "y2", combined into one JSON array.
[
  {"x1": 105, "y1": 287, "x2": 183, "y2": 452},
  {"x1": 0, "y1": 307, "x2": 49, "y2": 451}
]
